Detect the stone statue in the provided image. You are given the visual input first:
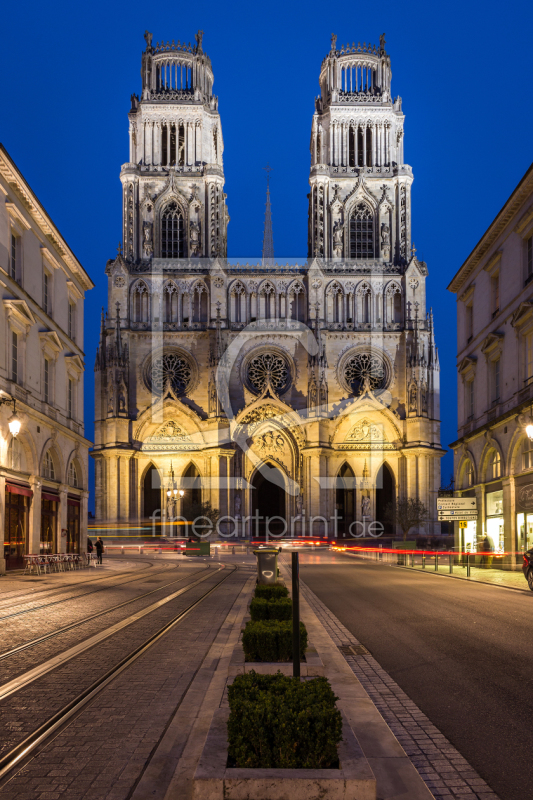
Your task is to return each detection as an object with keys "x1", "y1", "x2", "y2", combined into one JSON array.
[
  {"x1": 190, "y1": 220, "x2": 201, "y2": 256},
  {"x1": 331, "y1": 33, "x2": 337, "y2": 51},
  {"x1": 209, "y1": 380, "x2": 217, "y2": 413},
  {"x1": 309, "y1": 379, "x2": 318, "y2": 406},
  {"x1": 409, "y1": 383, "x2": 417, "y2": 412},
  {"x1": 421, "y1": 383, "x2": 428, "y2": 414},
  {"x1": 296, "y1": 493, "x2": 303, "y2": 516},
  {"x1": 195, "y1": 30, "x2": 204, "y2": 52},
  {"x1": 143, "y1": 221, "x2": 153, "y2": 258},
  {"x1": 361, "y1": 495, "x2": 371, "y2": 518},
  {"x1": 118, "y1": 387, "x2": 126, "y2": 412},
  {"x1": 144, "y1": 31, "x2": 153, "y2": 48},
  {"x1": 380, "y1": 33, "x2": 386, "y2": 51},
  {"x1": 107, "y1": 389, "x2": 114, "y2": 415},
  {"x1": 333, "y1": 220, "x2": 343, "y2": 257}
]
